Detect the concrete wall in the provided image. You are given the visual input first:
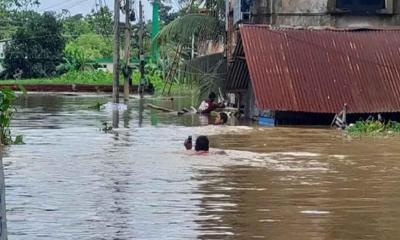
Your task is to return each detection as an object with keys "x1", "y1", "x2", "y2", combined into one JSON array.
[
  {"x1": 250, "y1": 0, "x2": 400, "y2": 27},
  {"x1": 197, "y1": 40, "x2": 224, "y2": 57}
]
